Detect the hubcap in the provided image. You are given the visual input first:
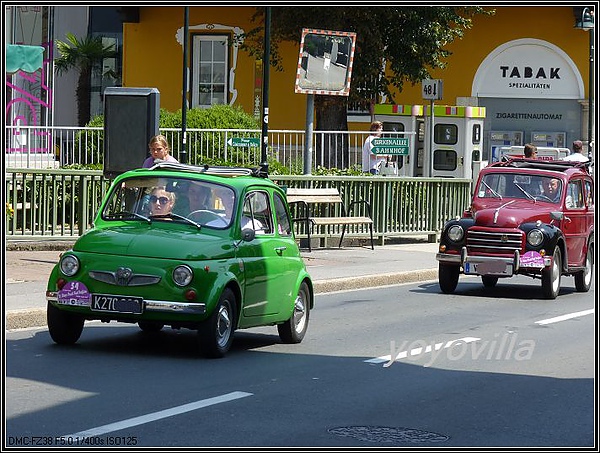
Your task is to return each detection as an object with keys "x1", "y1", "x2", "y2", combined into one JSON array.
[
  {"x1": 293, "y1": 294, "x2": 307, "y2": 334},
  {"x1": 216, "y1": 304, "x2": 232, "y2": 347}
]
